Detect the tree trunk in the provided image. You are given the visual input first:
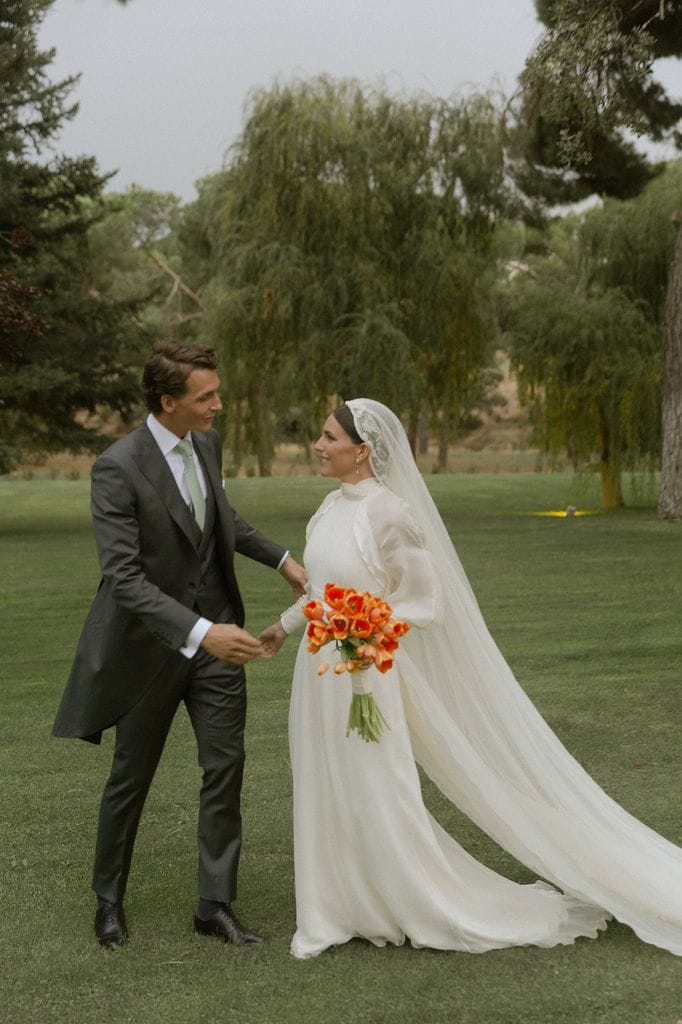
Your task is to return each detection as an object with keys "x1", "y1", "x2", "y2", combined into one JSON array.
[
  {"x1": 255, "y1": 395, "x2": 272, "y2": 477},
  {"x1": 599, "y1": 416, "x2": 624, "y2": 511},
  {"x1": 231, "y1": 398, "x2": 243, "y2": 473},
  {"x1": 254, "y1": 389, "x2": 270, "y2": 477},
  {"x1": 247, "y1": 380, "x2": 272, "y2": 477},
  {"x1": 657, "y1": 213, "x2": 682, "y2": 521},
  {"x1": 418, "y1": 402, "x2": 430, "y2": 456},
  {"x1": 407, "y1": 411, "x2": 419, "y2": 456}
]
